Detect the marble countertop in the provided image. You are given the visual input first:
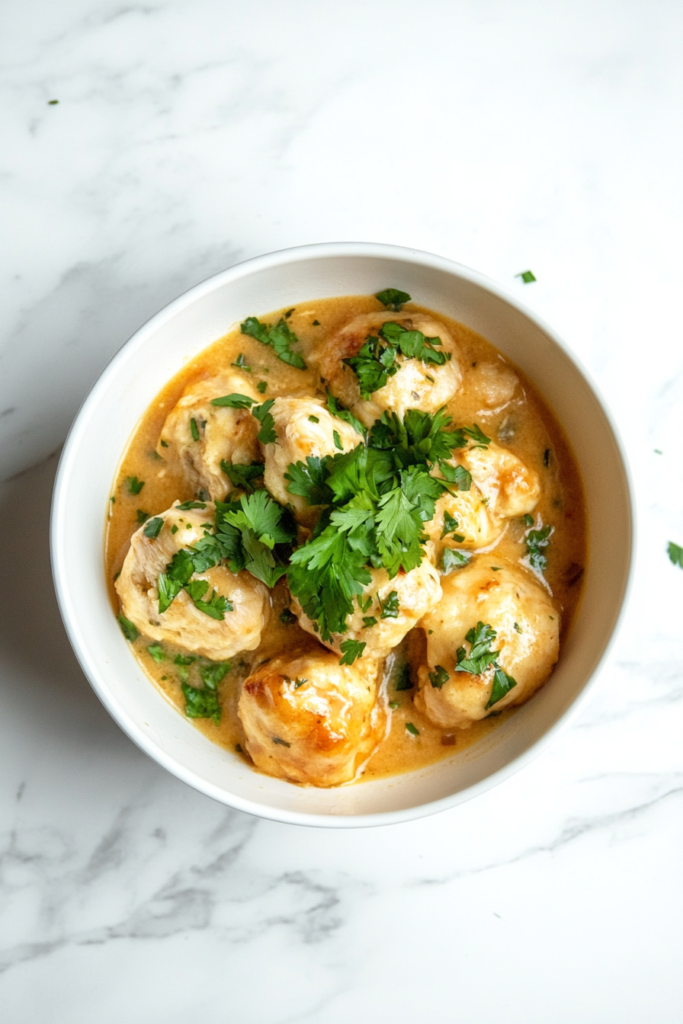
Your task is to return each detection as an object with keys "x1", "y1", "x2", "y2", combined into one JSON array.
[{"x1": 2, "y1": 1, "x2": 682, "y2": 1021}]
